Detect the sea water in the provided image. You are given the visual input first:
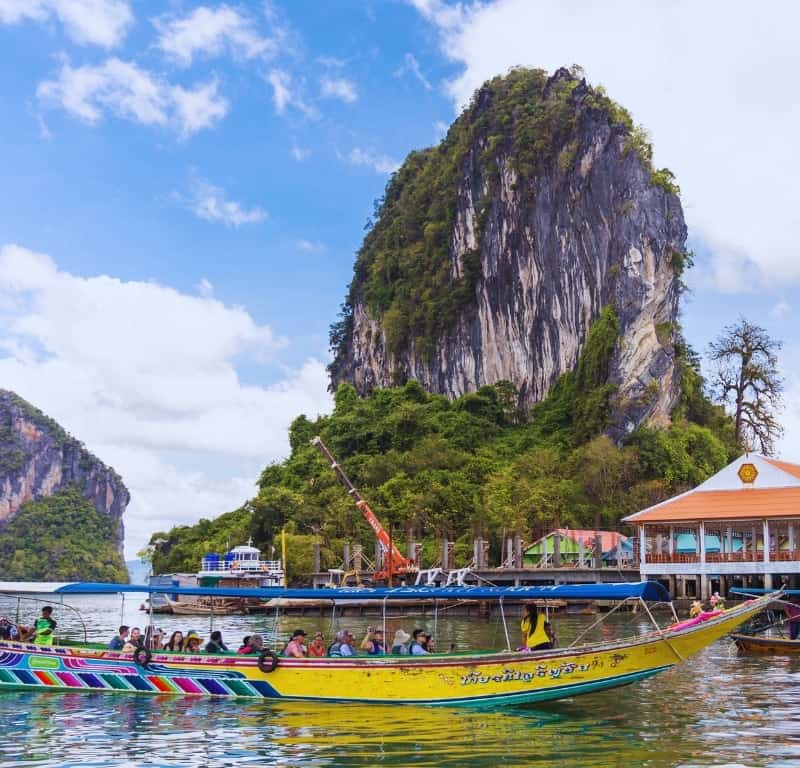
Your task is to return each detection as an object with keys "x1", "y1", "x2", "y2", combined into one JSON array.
[{"x1": 0, "y1": 593, "x2": 799, "y2": 767}]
